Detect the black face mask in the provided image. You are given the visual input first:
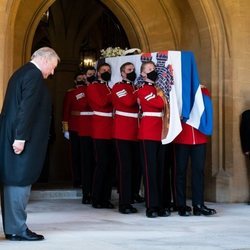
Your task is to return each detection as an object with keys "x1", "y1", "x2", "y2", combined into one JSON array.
[
  {"x1": 101, "y1": 71, "x2": 111, "y2": 82},
  {"x1": 87, "y1": 75, "x2": 95, "y2": 83},
  {"x1": 126, "y1": 71, "x2": 137, "y2": 82},
  {"x1": 147, "y1": 70, "x2": 158, "y2": 82},
  {"x1": 76, "y1": 80, "x2": 84, "y2": 85}
]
